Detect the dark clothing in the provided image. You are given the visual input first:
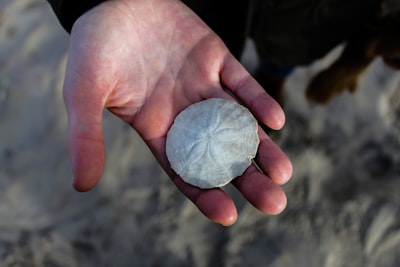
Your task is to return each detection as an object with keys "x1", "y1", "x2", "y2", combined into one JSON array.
[
  {"x1": 47, "y1": 0, "x2": 106, "y2": 33},
  {"x1": 47, "y1": 0, "x2": 381, "y2": 66},
  {"x1": 250, "y1": 0, "x2": 381, "y2": 66},
  {"x1": 181, "y1": 0, "x2": 252, "y2": 60}
]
